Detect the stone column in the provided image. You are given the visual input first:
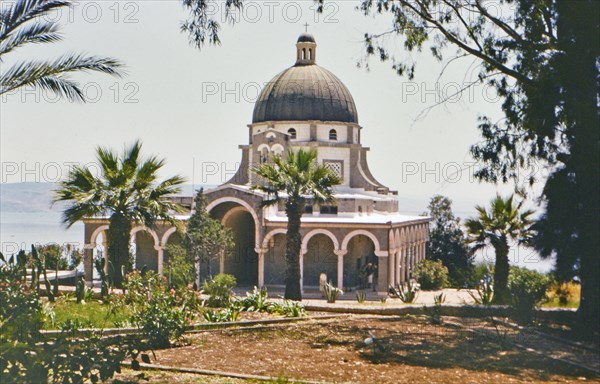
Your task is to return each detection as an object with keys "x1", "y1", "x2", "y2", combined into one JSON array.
[
  {"x1": 300, "y1": 249, "x2": 306, "y2": 293},
  {"x1": 256, "y1": 248, "x2": 266, "y2": 288},
  {"x1": 394, "y1": 249, "x2": 401, "y2": 286},
  {"x1": 388, "y1": 250, "x2": 395, "y2": 288},
  {"x1": 103, "y1": 241, "x2": 109, "y2": 275},
  {"x1": 155, "y1": 245, "x2": 164, "y2": 276},
  {"x1": 334, "y1": 250, "x2": 347, "y2": 289}
]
